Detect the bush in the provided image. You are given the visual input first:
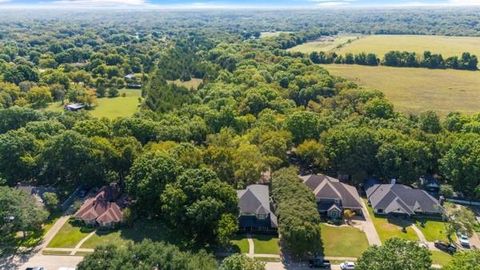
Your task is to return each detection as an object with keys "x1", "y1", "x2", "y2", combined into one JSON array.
[{"x1": 43, "y1": 192, "x2": 59, "y2": 211}]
